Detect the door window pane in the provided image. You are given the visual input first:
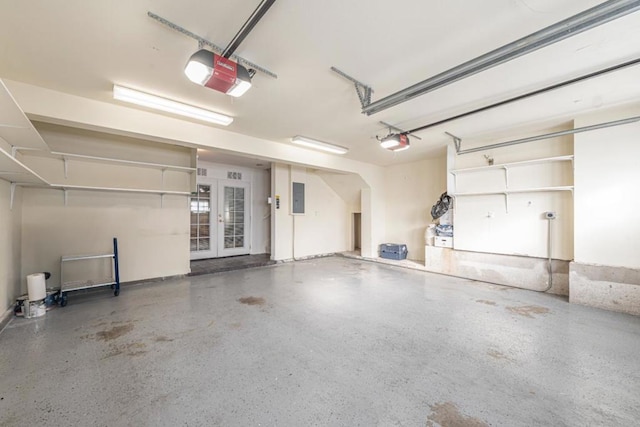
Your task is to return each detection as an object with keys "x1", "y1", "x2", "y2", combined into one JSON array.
[
  {"x1": 223, "y1": 185, "x2": 246, "y2": 249},
  {"x1": 190, "y1": 184, "x2": 212, "y2": 252}
]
